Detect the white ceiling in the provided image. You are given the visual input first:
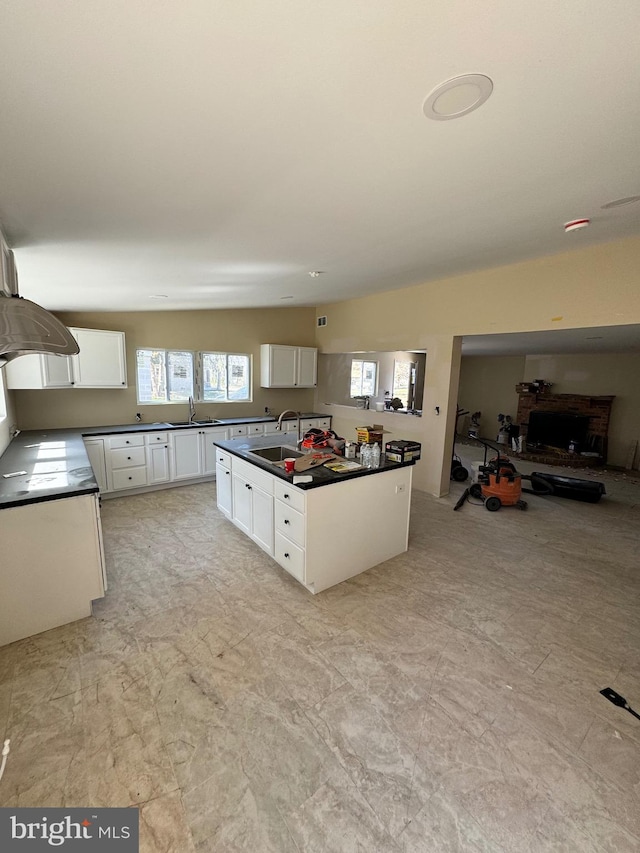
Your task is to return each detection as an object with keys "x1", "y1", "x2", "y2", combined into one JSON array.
[
  {"x1": 1, "y1": 1, "x2": 639, "y2": 312},
  {"x1": 462, "y1": 324, "x2": 640, "y2": 356}
]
